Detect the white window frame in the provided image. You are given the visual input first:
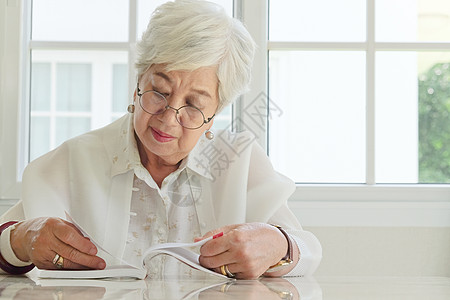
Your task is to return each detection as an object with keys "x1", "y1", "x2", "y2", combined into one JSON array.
[
  {"x1": 0, "y1": 0, "x2": 24, "y2": 209},
  {"x1": 1, "y1": 0, "x2": 449, "y2": 226},
  {"x1": 238, "y1": 0, "x2": 450, "y2": 227}
]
